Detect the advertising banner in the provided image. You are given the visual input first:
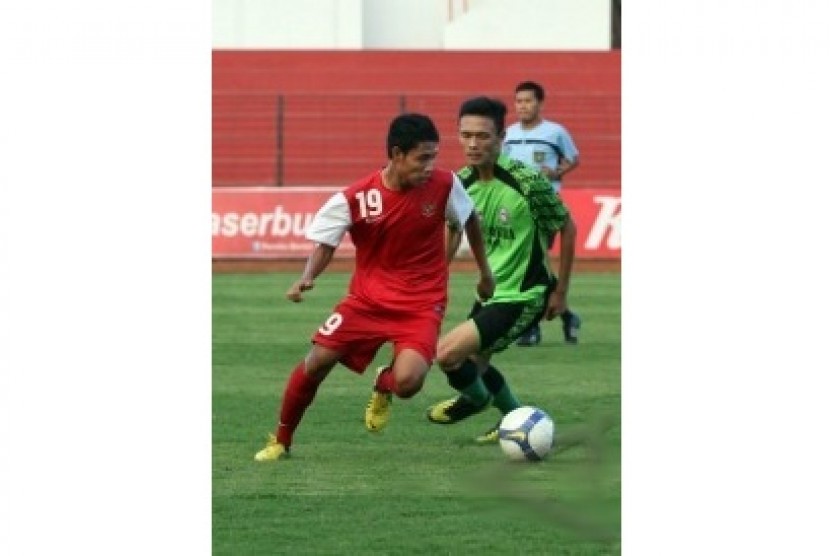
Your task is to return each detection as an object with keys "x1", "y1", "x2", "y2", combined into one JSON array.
[{"x1": 212, "y1": 187, "x2": 620, "y2": 259}]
